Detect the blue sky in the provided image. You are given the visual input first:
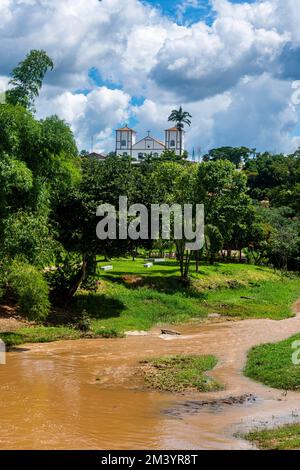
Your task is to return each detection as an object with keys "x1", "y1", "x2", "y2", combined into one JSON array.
[
  {"x1": 145, "y1": 0, "x2": 215, "y2": 24},
  {"x1": 0, "y1": 0, "x2": 299, "y2": 155},
  {"x1": 144, "y1": 0, "x2": 256, "y2": 25}
]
